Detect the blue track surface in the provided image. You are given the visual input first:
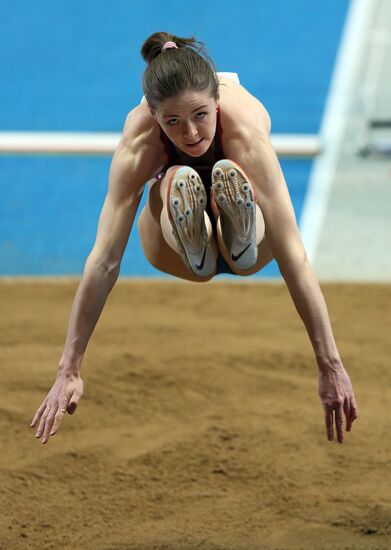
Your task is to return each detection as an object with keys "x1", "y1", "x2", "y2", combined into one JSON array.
[{"x1": 0, "y1": 0, "x2": 350, "y2": 276}]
